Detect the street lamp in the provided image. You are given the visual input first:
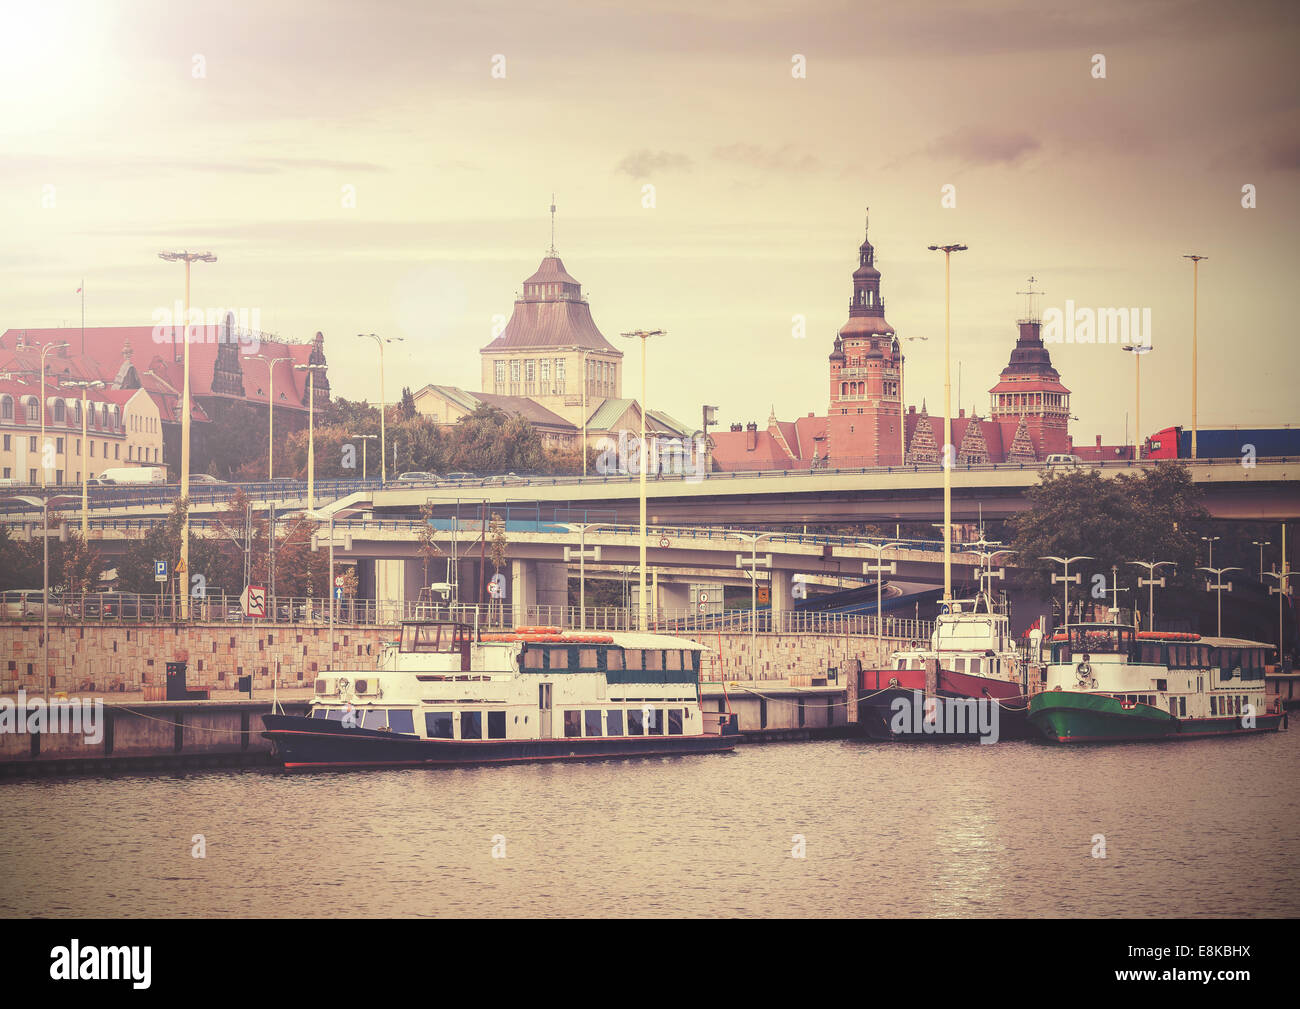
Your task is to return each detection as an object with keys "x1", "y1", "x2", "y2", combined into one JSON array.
[
  {"x1": 1264, "y1": 568, "x2": 1293, "y2": 666},
  {"x1": 1252, "y1": 540, "x2": 1272, "y2": 581},
  {"x1": 38, "y1": 341, "x2": 69, "y2": 488},
  {"x1": 731, "y1": 531, "x2": 776, "y2": 680},
  {"x1": 1198, "y1": 565, "x2": 1240, "y2": 637},
  {"x1": 248, "y1": 354, "x2": 293, "y2": 480},
  {"x1": 295, "y1": 363, "x2": 327, "y2": 510},
  {"x1": 1040, "y1": 555, "x2": 1093, "y2": 627},
  {"x1": 620, "y1": 328, "x2": 664, "y2": 630},
  {"x1": 927, "y1": 243, "x2": 967, "y2": 601},
  {"x1": 1127, "y1": 559, "x2": 1175, "y2": 631},
  {"x1": 63, "y1": 380, "x2": 104, "y2": 540},
  {"x1": 158, "y1": 250, "x2": 217, "y2": 621},
  {"x1": 1200, "y1": 534, "x2": 1220, "y2": 568},
  {"x1": 348, "y1": 433, "x2": 378, "y2": 481},
  {"x1": 2, "y1": 493, "x2": 78, "y2": 698},
  {"x1": 358, "y1": 334, "x2": 402, "y2": 485},
  {"x1": 897, "y1": 335, "x2": 927, "y2": 462},
  {"x1": 1122, "y1": 343, "x2": 1153, "y2": 458},
  {"x1": 1183, "y1": 254, "x2": 1207, "y2": 459},
  {"x1": 863, "y1": 541, "x2": 900, "y2": 651},
  {"x1": 563, "y1": 523, "x2": 605, "y2": 630}
]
